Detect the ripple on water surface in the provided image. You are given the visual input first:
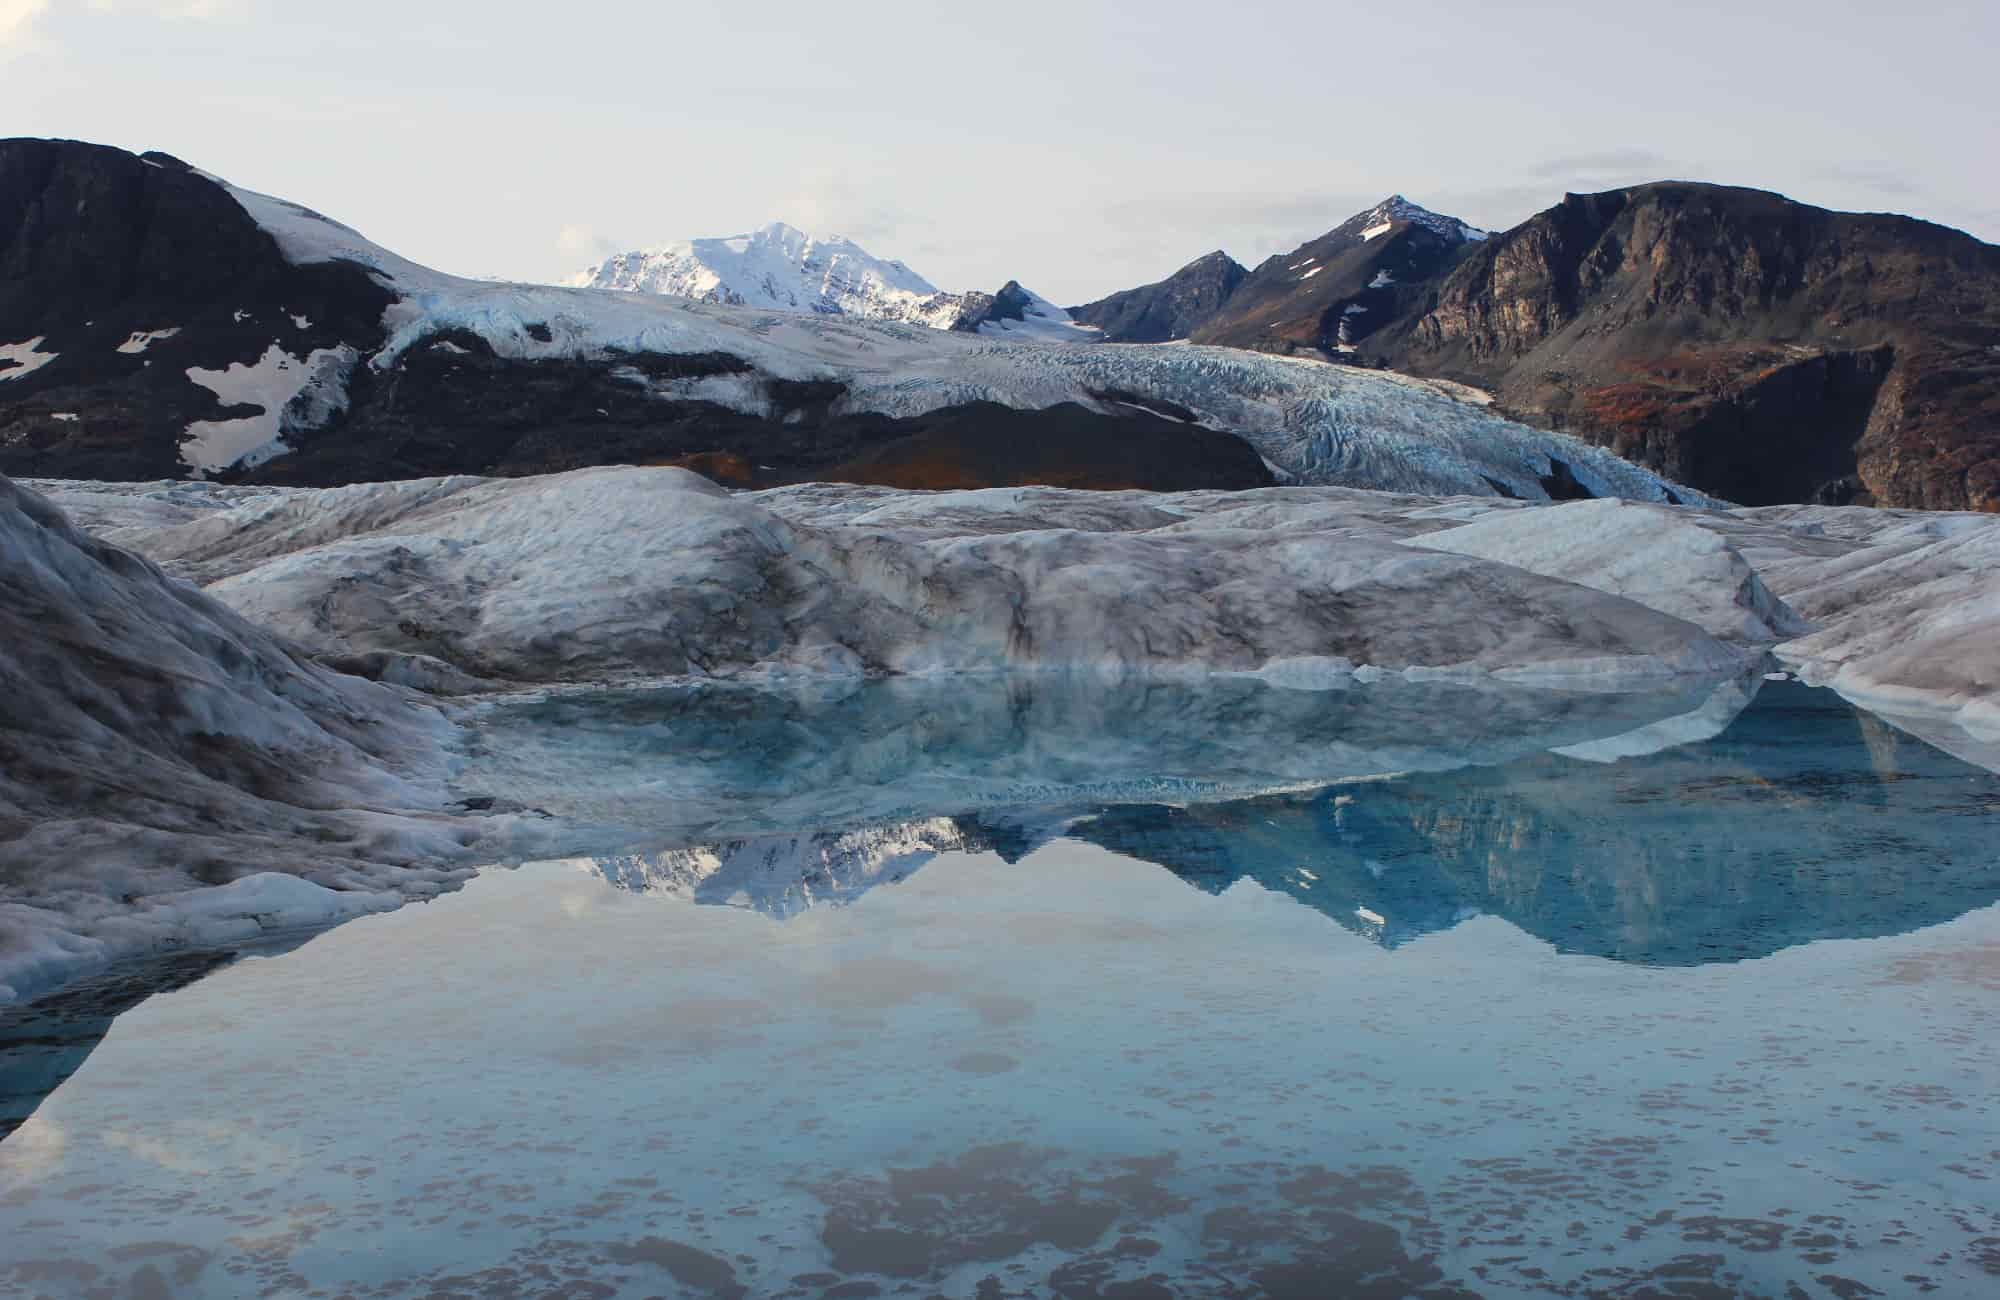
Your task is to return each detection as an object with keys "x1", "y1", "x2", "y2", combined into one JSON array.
[{"x1": 2, "y1": 681, "x2": 1997, "y2": 1298}]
